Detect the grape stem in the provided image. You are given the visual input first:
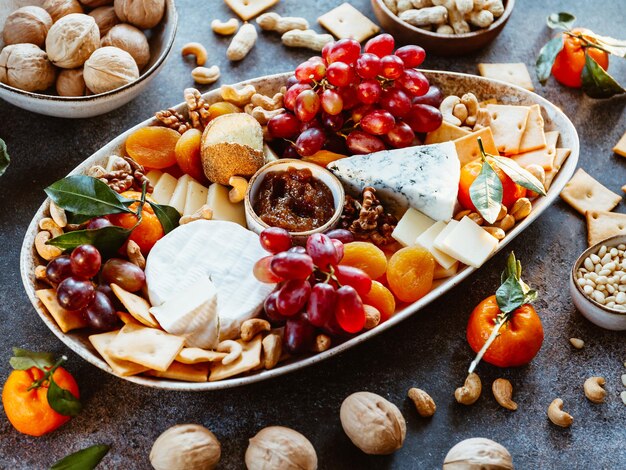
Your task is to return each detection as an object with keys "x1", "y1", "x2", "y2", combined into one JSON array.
[{"x1": 27, "y1": 355, "x2": 67, "y2": 391}]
